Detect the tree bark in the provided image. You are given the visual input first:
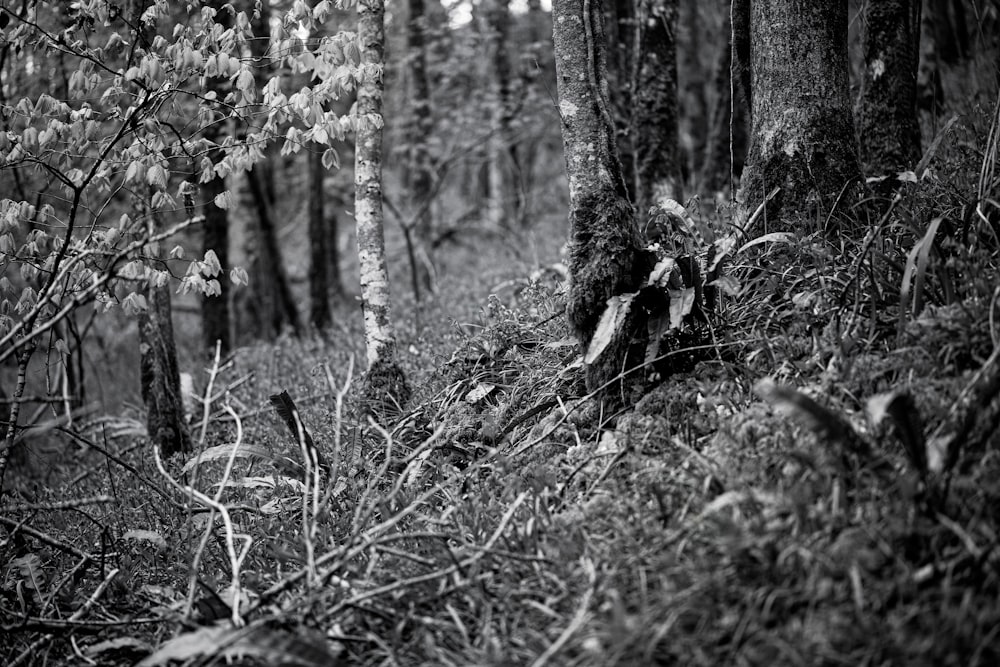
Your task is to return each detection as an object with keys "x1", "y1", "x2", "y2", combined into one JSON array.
[
  {"x1": 856, "y1": 0, "x2": 922, "y2": 175},
  {"x1": 356, "y1": 0, "x2": 410, "y2": 414},
  {"x1": 633, "y1": 0, "x2": 681, "y2": 215},
  {"x1": 405, "y1": 0, "x2": 436, "y2": 296},
  {"x1": 679, "y1": 0, "x2": 706, "y2": 180},
  {"x1": 700, "y1": 0, "x2": 748, "y2": 193},
  {"x1": 553, "y1": 0, "x2": 651, "y2": 390},
  {"x1": 480, "y1": 0, "x2": 513, "y2": 230},
  {"x1": 139, "y1": 280, "x2": 191, "y2": 457},
  {"x1": 308, "y1": 147, "x2": 332, "y2": 330},
  {"x1": 201, "y1": 167, "x2": 231, "y2": 353},
  {"x1": 607, "y1": 0, "x2": 681, "y2": 221},
  {"x1": 737, "y1": 0, "x2": 862, "y2": 232},
  {"x1": 245, "y1": 169, "x2": 303, "y2": 339}
]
